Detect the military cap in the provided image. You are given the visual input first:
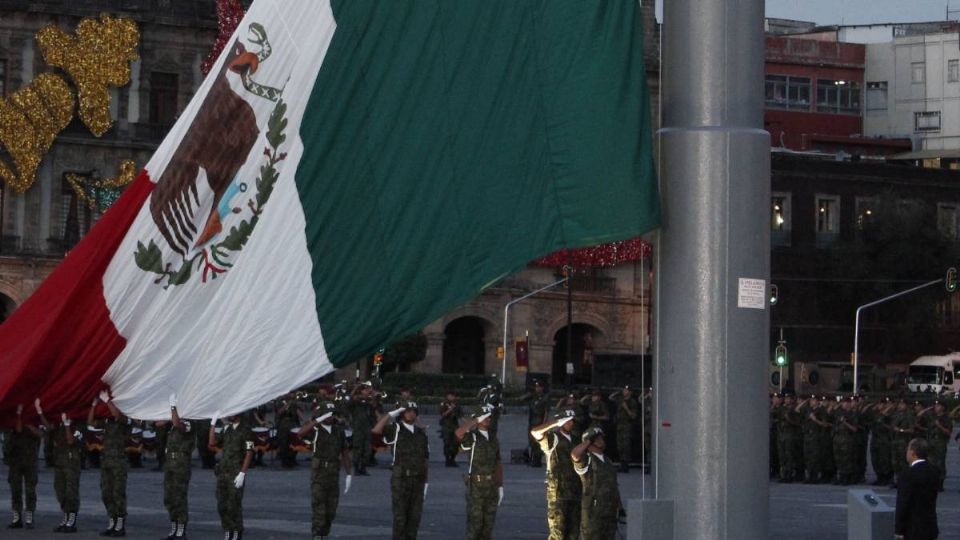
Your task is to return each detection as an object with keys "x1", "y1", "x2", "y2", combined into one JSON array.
[
  {"x1": 403, "y1": 400, "x2": 419, "y2": 412},
  {"x1": 314, "y1": 401, "x2": 337, "y2": 423},
  {"x1": 473, "y1": 404, "x2": 494, "y2": 422},
  {"x1": 582, "y1": 426, "x2": 604, "y2": 443},
  {"x1": 554, "y1": 408, "x2": 576, "y2": 424}
]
